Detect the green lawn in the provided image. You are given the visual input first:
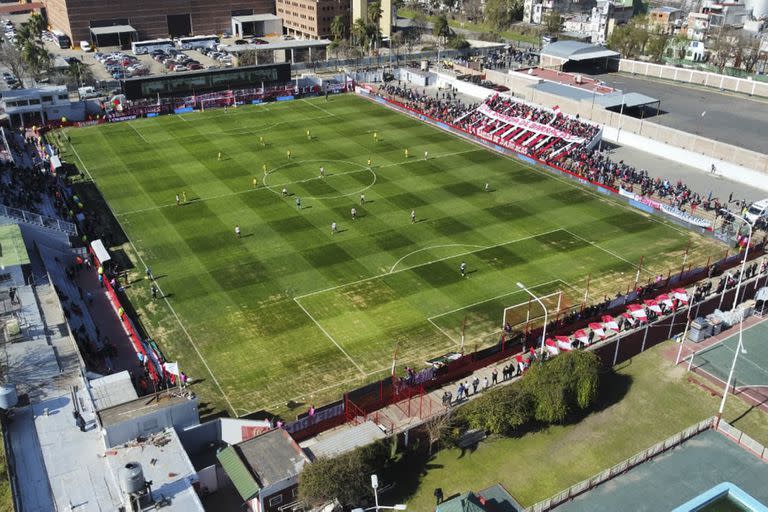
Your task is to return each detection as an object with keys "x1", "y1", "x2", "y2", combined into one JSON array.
[
  {"x1": 397, "y1": 9, "x2": 541, "y2": 44},
  {"x1": 63, "y1": 94, "x2": 721, "y2": 417},
  {"x1": 400, "y1": 341, "x2": 768, "y2": 510}
]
